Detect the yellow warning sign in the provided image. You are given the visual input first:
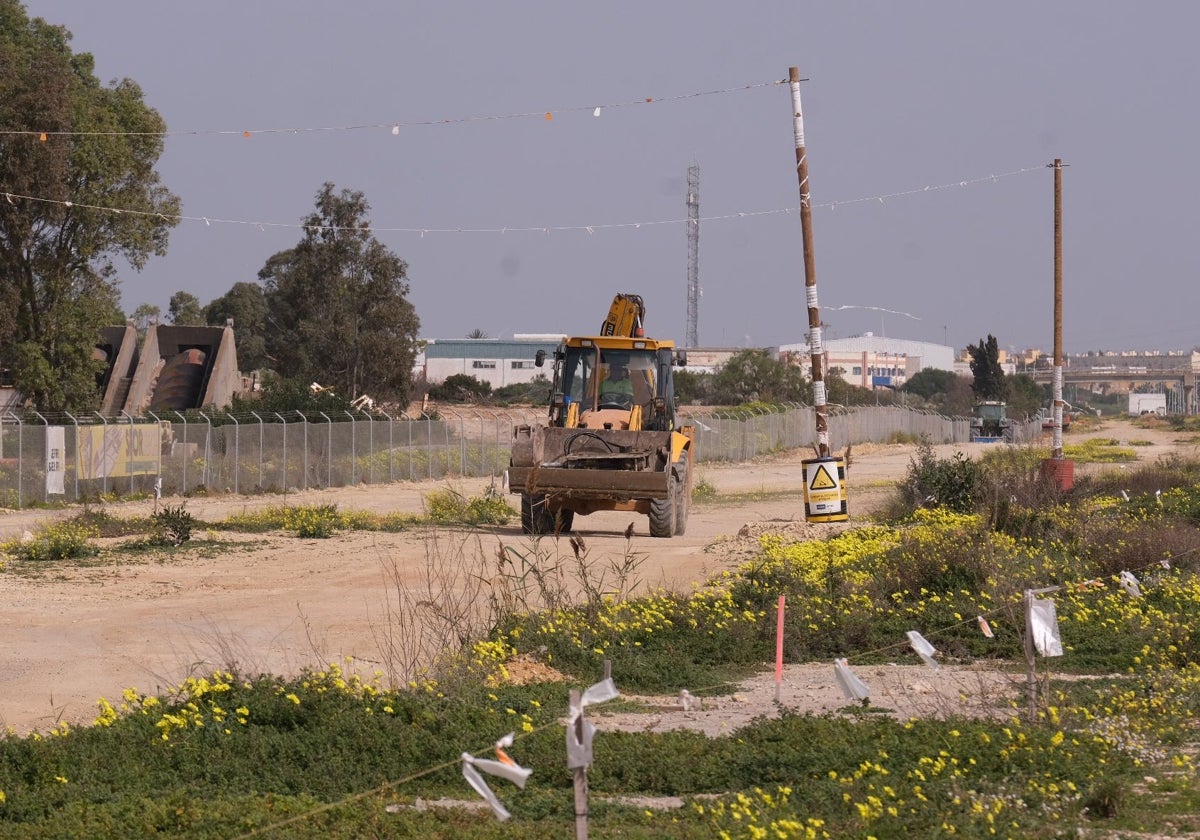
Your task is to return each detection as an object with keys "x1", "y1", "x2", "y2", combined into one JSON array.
[
  {"x1": 802, "y1": 455, "x2": 848, "y2": 523},
  {"x1": 808, "y1": 463, "x2": 838, "y2": 491}
]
